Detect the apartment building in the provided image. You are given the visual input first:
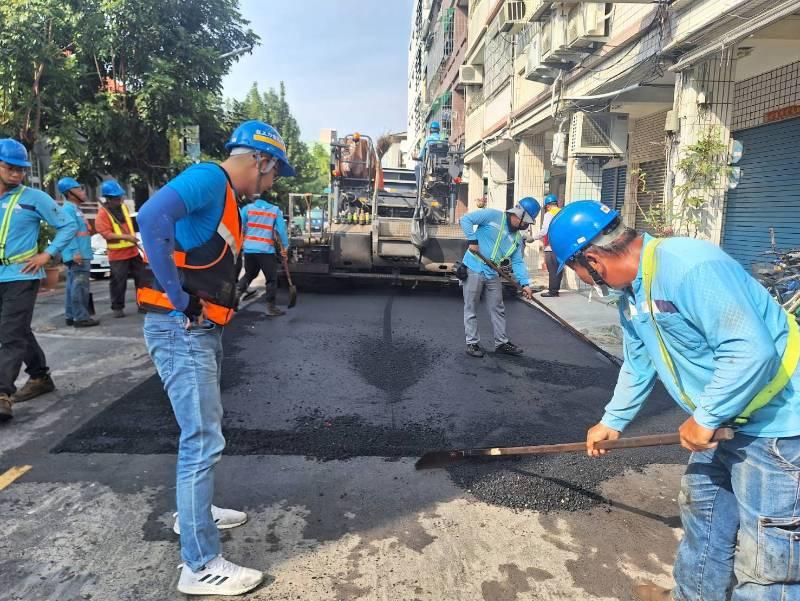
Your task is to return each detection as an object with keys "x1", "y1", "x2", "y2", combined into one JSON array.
[{"x1": 444, "y1": 0, "x2": 800, "y2": 281}]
